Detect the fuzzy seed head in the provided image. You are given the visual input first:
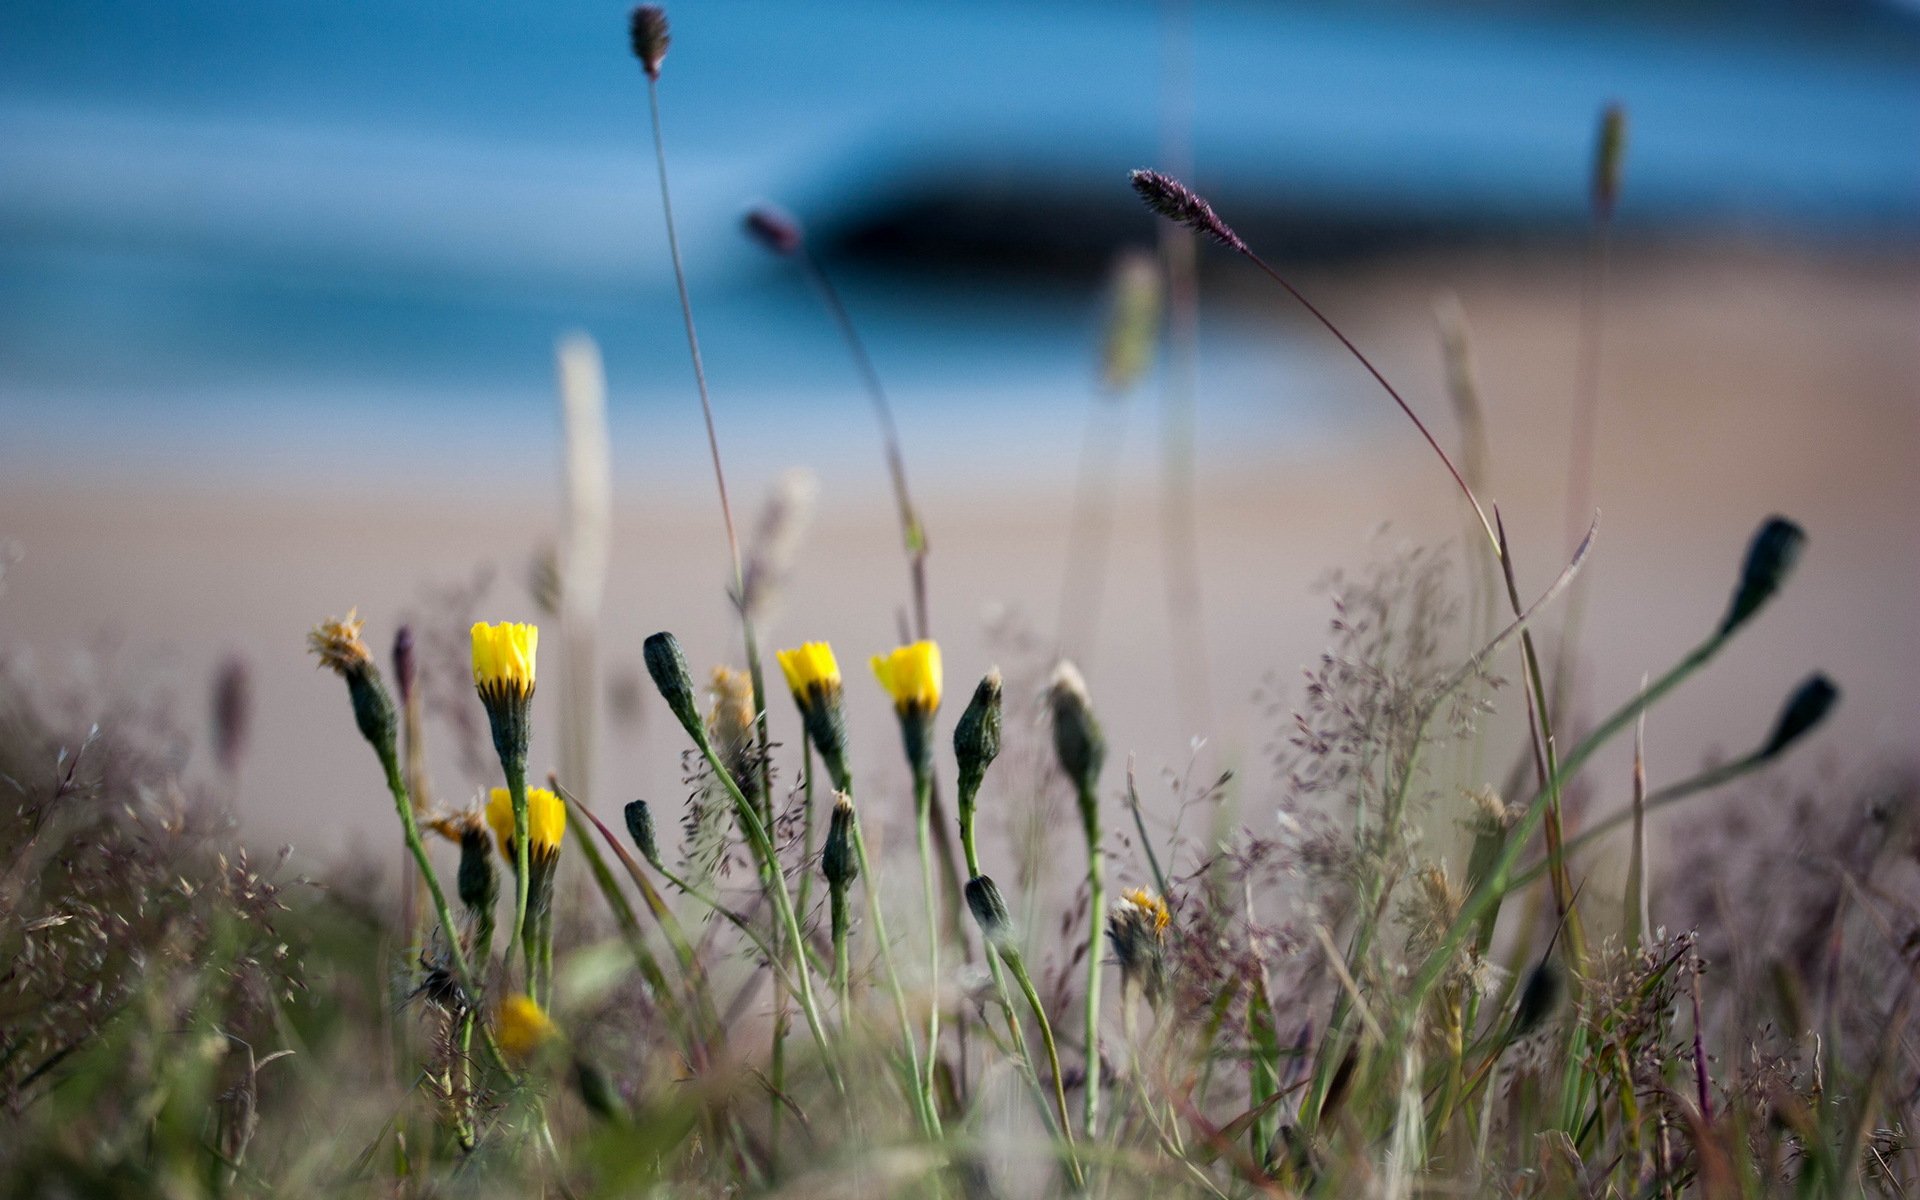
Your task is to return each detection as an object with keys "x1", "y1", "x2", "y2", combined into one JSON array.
[
  {"x1": 1128, "y1": 169, "x2": 1247, "y2": 253},
  {"x1": 629, "y1": 6, "x2": 669, "y2": 78}
]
